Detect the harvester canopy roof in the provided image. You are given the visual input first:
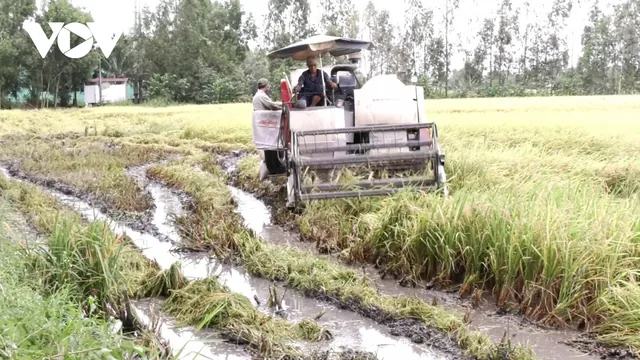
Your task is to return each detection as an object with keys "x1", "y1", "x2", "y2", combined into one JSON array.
[{"x1": 267, "y1": 35, "x2": 374, "y2": 61}]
